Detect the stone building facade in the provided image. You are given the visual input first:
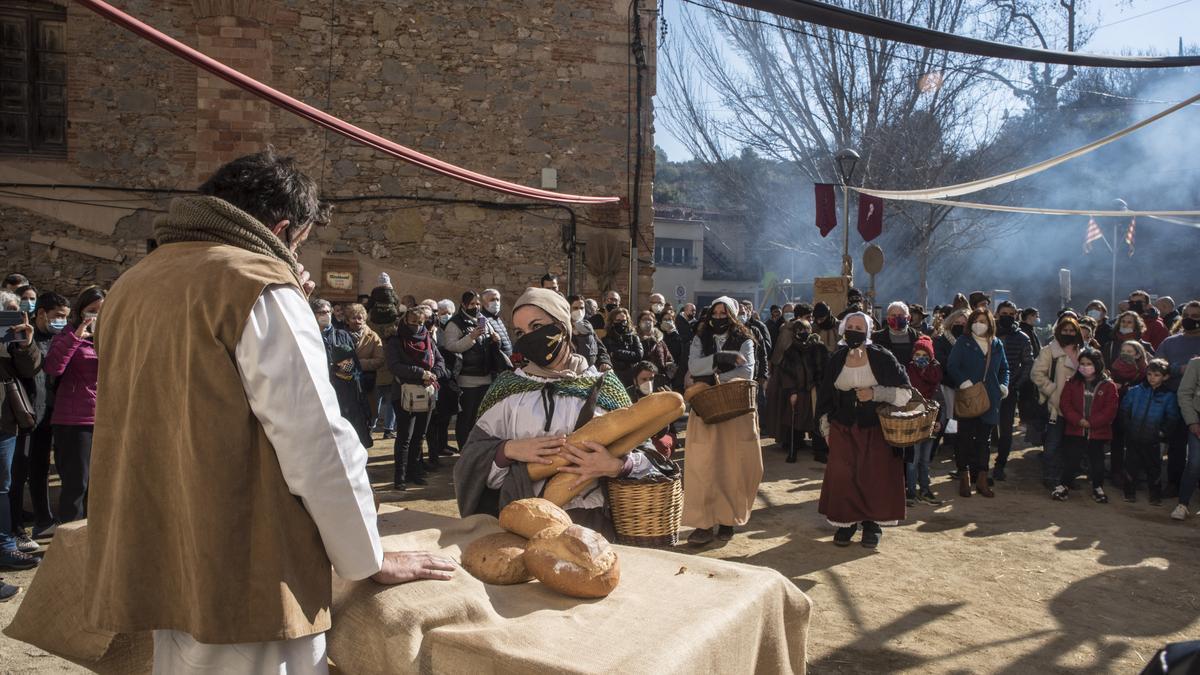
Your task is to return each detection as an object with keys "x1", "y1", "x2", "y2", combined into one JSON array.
[{"x1": 0, "y1": 0, "x2": 656, "y2": 306}]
